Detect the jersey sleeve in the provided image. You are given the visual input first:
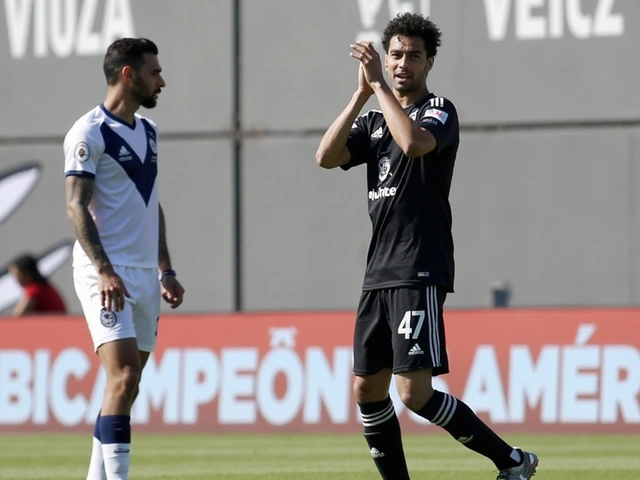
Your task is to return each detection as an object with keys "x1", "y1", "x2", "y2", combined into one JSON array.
[
  {"x1": 63, "y1": 122, "x2": 103, "y2": 179},
  {"x1": 342, "y1": 112, "x2": 371, "y2": 170},
  {"x1": 415, "y1": 97, "x2": 459, "y2": 154}
]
